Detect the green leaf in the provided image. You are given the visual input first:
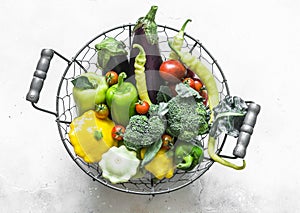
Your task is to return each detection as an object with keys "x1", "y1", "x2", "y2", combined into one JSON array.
[
  {"x1": 95, "y1": 37, "x2": 128, "y2": 69},
  {"x1": 71, "y1": 76, "x2": 95, "y2": 90},
  {"x1": 175, "y1": 83, "x2": 201, "y2": 99},
  {"x1": 156, "y1": 85, "x2": 172, "y2": 103},
  {"x1": 141, "y1": 139, "x2": 163, "y2": 167},
  {"x1": 94, "y1": 130, "x2": 103, "y2": 141}
]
